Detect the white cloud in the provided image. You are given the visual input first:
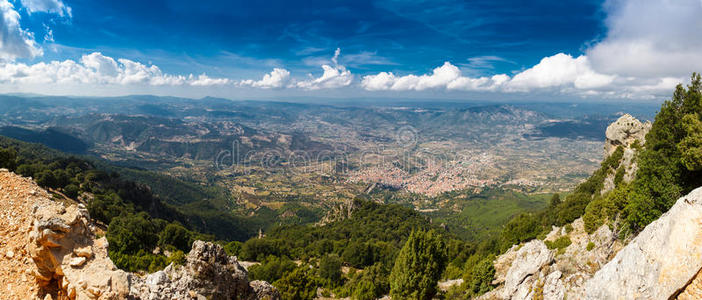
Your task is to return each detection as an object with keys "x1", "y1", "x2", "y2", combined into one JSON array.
[
  {"x1": 239, "y1": 68, "x2": 291, "y2": 89},
  {"x1": 361, "y1": 0, "x2": 701, "y2": 99},
  {"x1": 0, "y1": 0, "x2": 42, "y2": 61},
  {"x1": 296, "y1": 48, "x2": 353, "y2": 90},
  {"x1": 587, "y1": 0, "x2": 702, "y2": 78},
  {"x1": 189, "y1": 74, "x2": 231, "y2": 86},
  {"x1": 506, "y1": 54, "x2": 614, "y2": 91},
  {"x1": 360, "y1": 52, "x2": 681, "y2": 99},
  {"x1": 361, "y1": 62, "x2": 508, "y2": 92},
  {"x1": 0, "y1": 52, "x2": 230, "y2": 86},
  {"x1": 20, "y1": 0, "x2": 71, "y2": 17}
]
